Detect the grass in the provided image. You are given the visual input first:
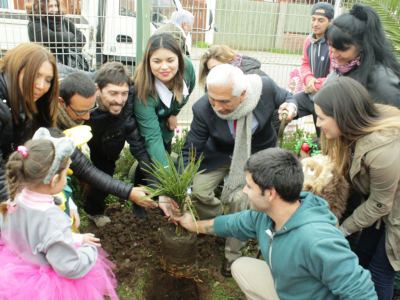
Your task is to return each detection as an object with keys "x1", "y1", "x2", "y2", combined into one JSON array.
[
  {"x1": 196, "y1": 41, "x2": 211, "y2": 48},
  {"x1": 267, "y1": 48, "x2": 302, "y2": 55},
  {"x1": 209, "y1": 275, "x2": 245, "y2": 300}
]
